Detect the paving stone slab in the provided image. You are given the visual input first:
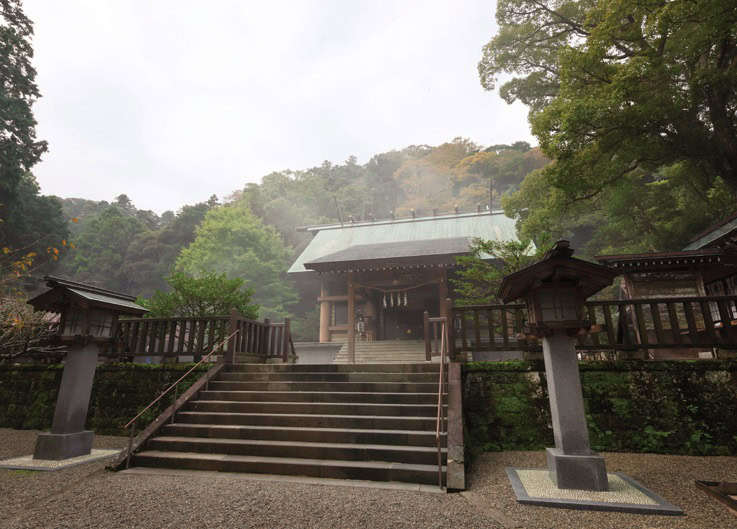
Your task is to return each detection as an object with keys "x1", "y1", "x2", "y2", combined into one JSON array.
[
  {"x1": 506, "y1": 467, "x2": 683, "y2": 515},
  {"x1": 0, "y1": 449, "x2": 120, "y2": 471}
]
